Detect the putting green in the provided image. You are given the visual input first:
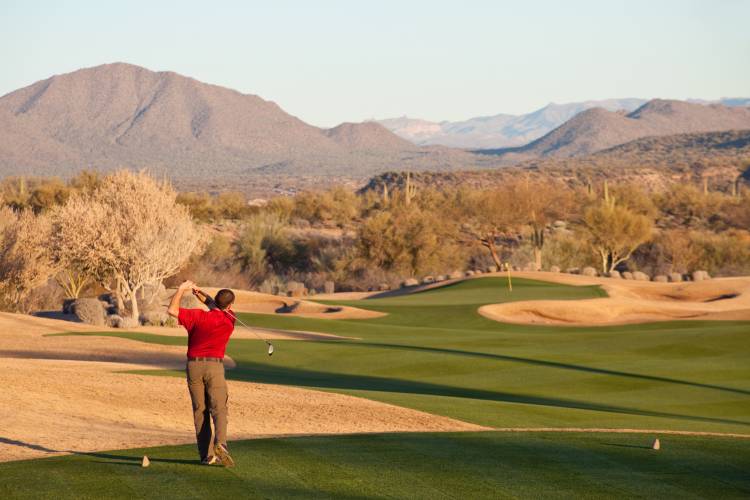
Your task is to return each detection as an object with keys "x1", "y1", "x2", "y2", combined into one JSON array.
[{"x1": 18, "y1": 277, "x2": 750, "y2": 497}]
